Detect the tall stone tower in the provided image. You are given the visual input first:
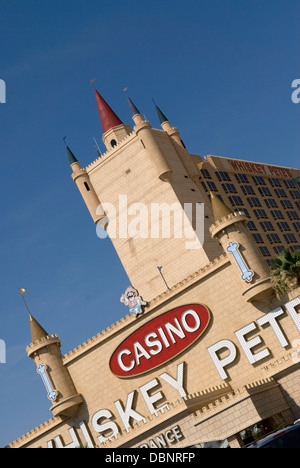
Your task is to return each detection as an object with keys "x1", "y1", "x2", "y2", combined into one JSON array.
[
  {"x1": 209, "y1": 192, "x2": 274, "y2": 302},
  {"x1": 68, "y1": 89, "x2": 223, "y2": 300},
  {"x1": 26, "y1": 313, "x2": 83, "y2": 418}
]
